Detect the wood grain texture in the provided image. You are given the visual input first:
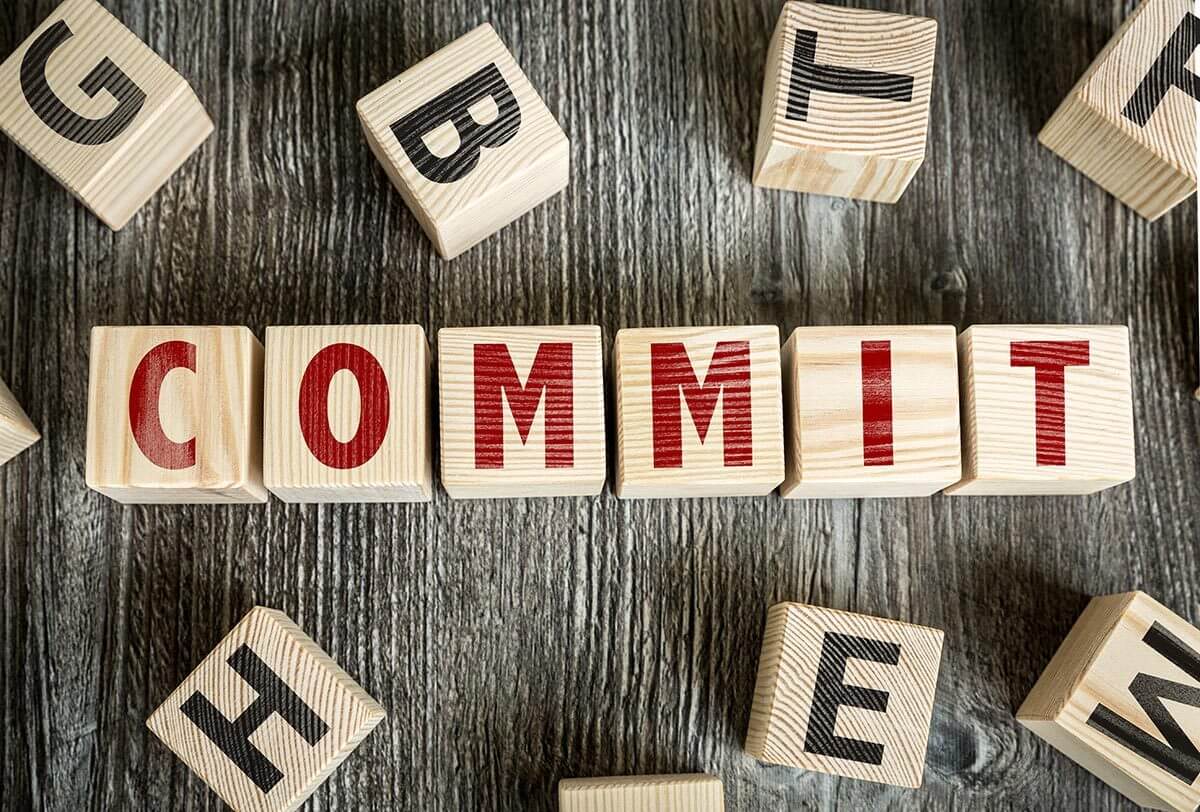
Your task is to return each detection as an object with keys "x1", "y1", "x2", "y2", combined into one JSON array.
[
  {"x1": 558, "y1": 774, "x2": 725, "y2": 811},
  {"x1": 1039, "y1": 0, "x2": 1197, "y2": 221},
  {"x1": 263, "y1": 325, "x2": 432, "y2": 503},
  {"x1": 1017, "y1": 592, "x2": 1200, "y2": 811},
  {"x1": 0, "y1": 0, "x2": 1197, "y2": 810},
  {"x1": 0, "y1": 374, "x2": 39, "y2": 464},
  {"x1": 146, "y1": 606, "x2": 386, "y2": 812},
  {"x1": 745, "y1": 602, "x2": 944, "y2": 789},
  {"x1": 753, "y1": 2, "x2": 938, "y2": 202},
  {"x1": 0, "y1": 0, "x2": 212, "y2": 229},
  {"x1": 780, "y1": 325, "x2": 960, "y2": 498}
]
